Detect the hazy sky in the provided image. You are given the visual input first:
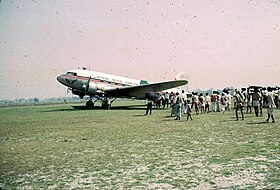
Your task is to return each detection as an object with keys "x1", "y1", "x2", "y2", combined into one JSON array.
[{"x1": 1, "y1": 0, "x2": 279, "y2": 99}]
